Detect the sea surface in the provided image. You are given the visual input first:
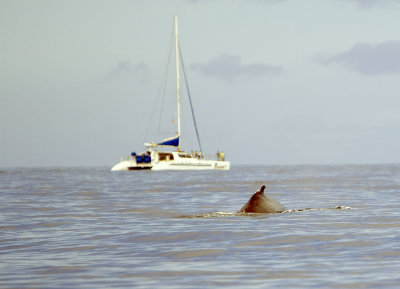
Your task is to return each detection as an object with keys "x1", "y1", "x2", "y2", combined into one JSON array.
[{"x1": 1, "y1": 164, "x2": 400, "y2": 288}]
